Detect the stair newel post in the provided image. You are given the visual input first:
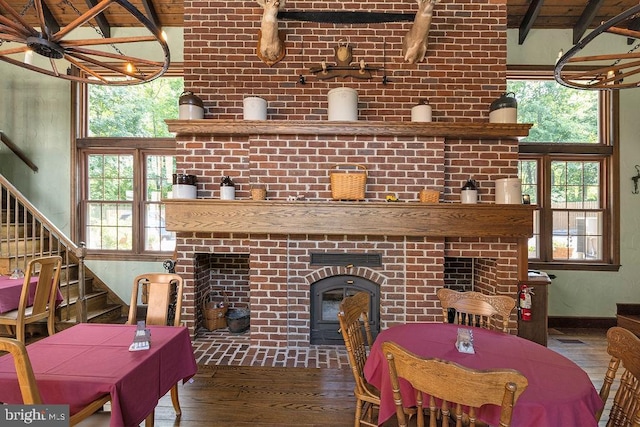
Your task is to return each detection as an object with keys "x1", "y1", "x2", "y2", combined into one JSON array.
[{"x1": 75, "y1": 242, "x2": 88, "y2": 323}]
